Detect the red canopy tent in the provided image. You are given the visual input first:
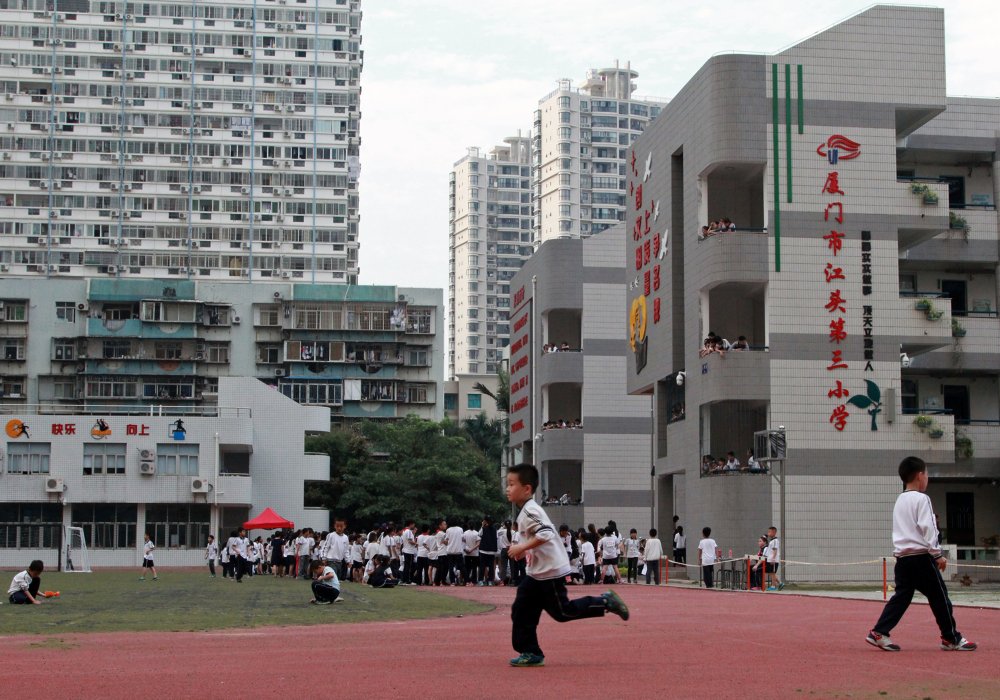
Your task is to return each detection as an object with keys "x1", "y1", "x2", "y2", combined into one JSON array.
[{"x1": 243, "y1": 507, "x2": 294, "y2": 530}]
